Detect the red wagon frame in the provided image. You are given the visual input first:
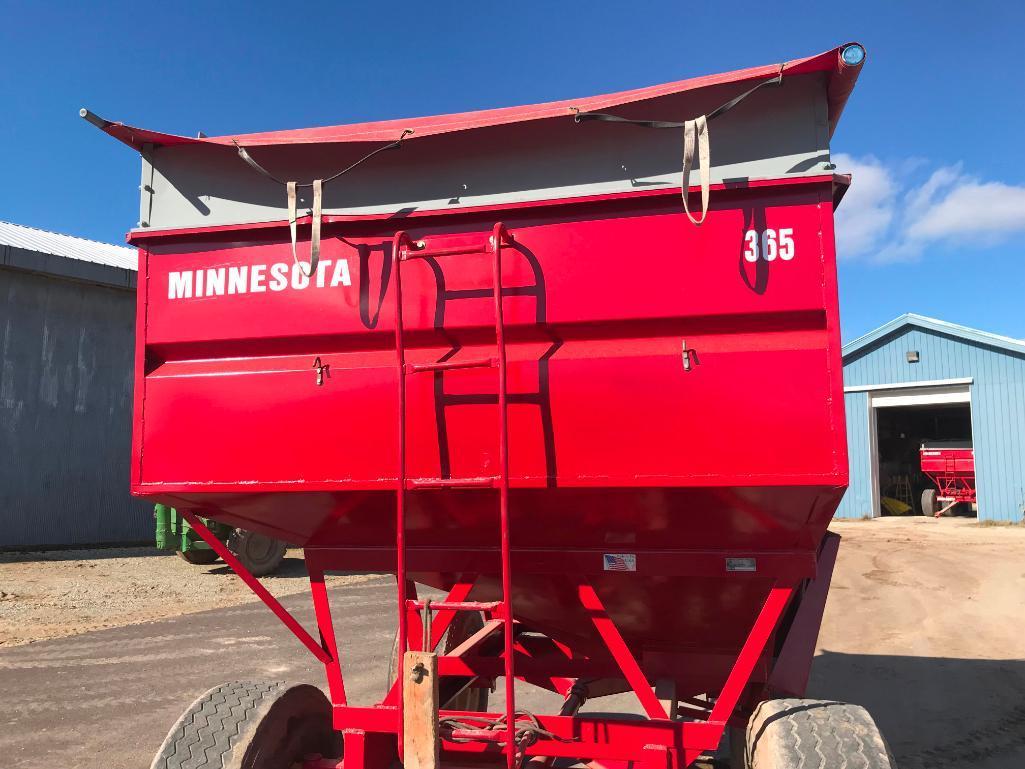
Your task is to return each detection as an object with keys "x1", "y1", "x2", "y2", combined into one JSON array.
[
  {"x1": 185, "y1": 508, "x2": 838, "y2": 769},
  {"x1": 175, "y1": 222, "x2": 842, "y2": 769},
  {"x1": 920, "y1": 444, "x2": 976, "y2": 516}
]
